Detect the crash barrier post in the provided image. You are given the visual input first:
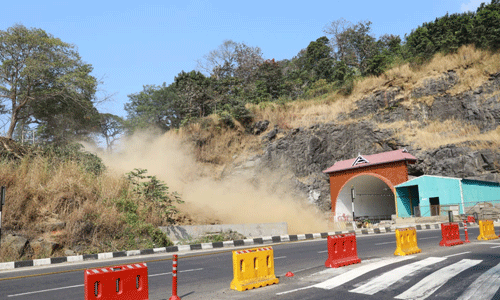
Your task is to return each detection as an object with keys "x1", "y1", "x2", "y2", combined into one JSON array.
[
  {"x1": 84, "y1": 263, "x2": 148, "y2": 300},
  {"x1": 324, "y1": 233, "x2": 361, "y2": 268},
  {"x1": 439, "y1": 222, "x2": 464, "y2": 246},
  {"x1": 394, "y1": 227, "x2": 421, "y2": 256},
  {"x1": 463, "y1": 220, "x2": 471, "y2": 243},
  {"x1": 230, "y1": 247, "x2": 279, "y2": 291},
  {"x1": 477, "y1": 220, "x2": 499, "y2": 240},
  {"x1": 169, "y1": 254, "x2": 181, "y2": 300},
  {"x1": 467, "y1": 215, "x2": 475, "y2": 223}
]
